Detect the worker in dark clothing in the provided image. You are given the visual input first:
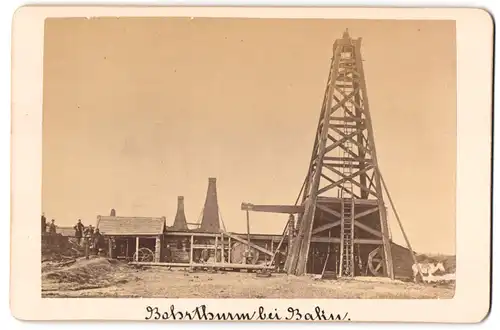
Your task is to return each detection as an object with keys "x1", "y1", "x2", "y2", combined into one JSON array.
[
  {"x1": 41, "y1": 213, "x2": 47, "y2": 233},
  {"x1": 164, "y1": 244, "x2": 172, "y2": 262},
  {"x1": 275, "y1": 251, "x2": 286, "y2": 272},
  {"x1": 73, "y1": 219, "x2": 85, "y2": 245},
  {"x1": 108, "y1": 236, "x2": 117, "y2": 258},
  {"x1": 274, "y1": 251, "x2": 282, "y2": 272},
  {"x1": 84, "y1": 225, "x2": 95, "y2": 237},
  {"x1": 93, "y1": 229, "x2": 104, "y2": 256},
  {"x1": 49, "y1": 219, "x2": 56, "y2": 233},
  {"x1": 48, "y1": 219, "x2": 57, "y2": 246},
  {"x1": 200, "y1": 248, "x2": 209, "y2": 263}
]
